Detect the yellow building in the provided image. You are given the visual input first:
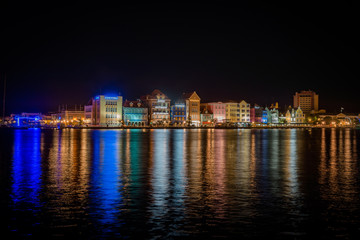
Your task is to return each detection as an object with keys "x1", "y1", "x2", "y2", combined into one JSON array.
[
  {"x1": 85, "y1": 95, "x2": 123, "y2": 126},
  {"x1": 225, "y1": 101, "x2": 238, "y2": 123},
  {"x1": 183, "y1": 91, "x2": 201, "y2": 126},
  {"x1": 225, "y1": 100, "x2": 251, "y2": 124},
  {"x1": 286, "y1": 107, "x2": 305, "y2": 124}
]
